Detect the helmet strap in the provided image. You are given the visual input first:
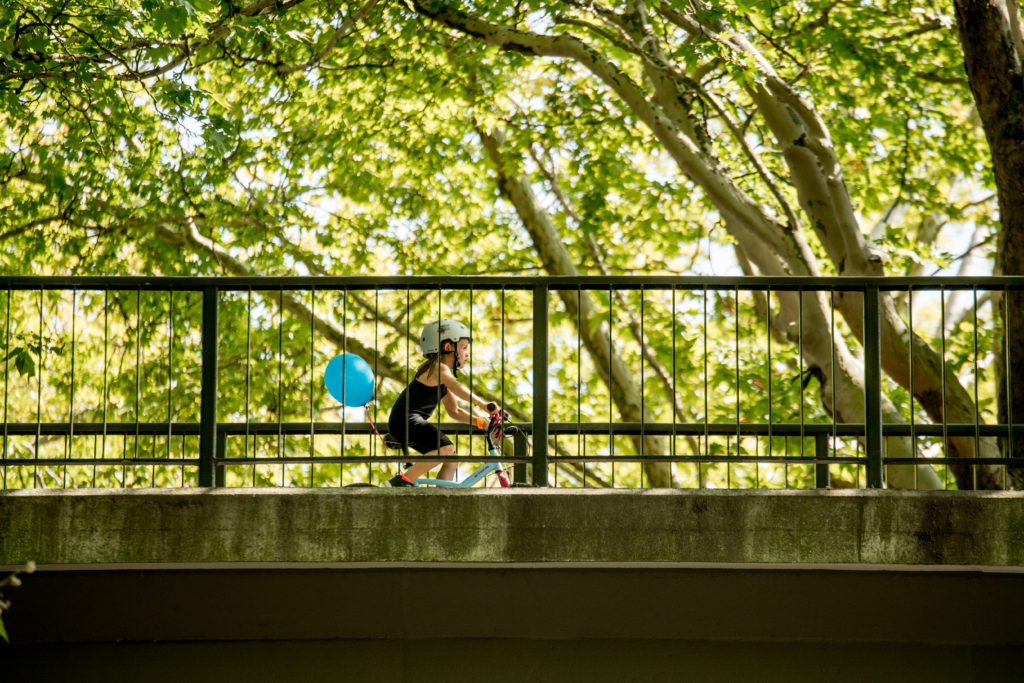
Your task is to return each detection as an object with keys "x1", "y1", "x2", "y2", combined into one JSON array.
[{"x1": 441, "y1": 341, "x2": 460, "y2": 376}]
